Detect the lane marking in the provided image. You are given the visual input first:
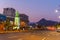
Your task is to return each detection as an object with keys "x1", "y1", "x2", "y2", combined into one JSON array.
[{"x1": 8, "y1": 36, "x2": 17, "y2": 38}]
